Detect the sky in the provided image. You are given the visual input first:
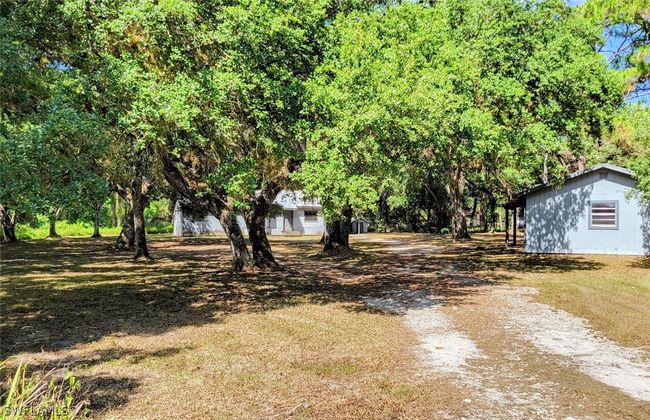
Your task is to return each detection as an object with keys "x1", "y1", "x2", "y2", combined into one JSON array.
[{"x1": 566, "y1": 0, "x2": 648, "y2": 104}]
